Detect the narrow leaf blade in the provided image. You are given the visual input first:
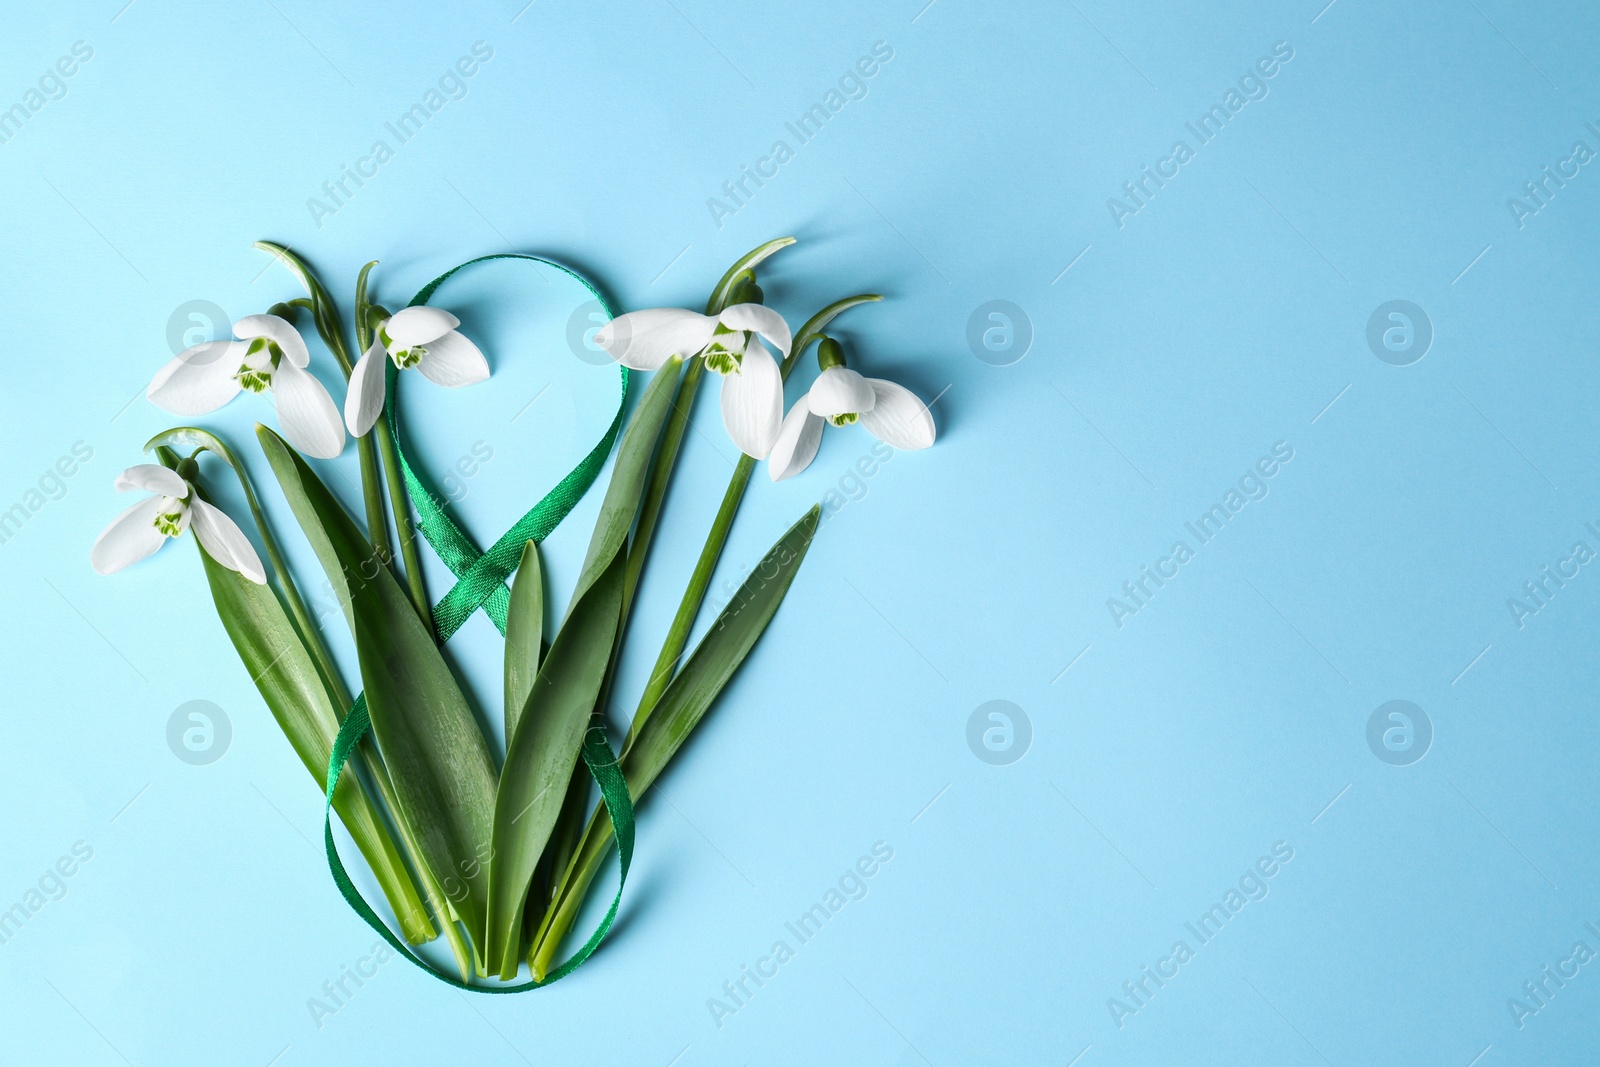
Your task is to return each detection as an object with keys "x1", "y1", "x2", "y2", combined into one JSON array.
[
  {"x1": 487, "y1": 555, "x2": 624, "y2": 977},
  {"x1": 790, "y1": 294, "x2": 883, "y2": 368},
  {"x1": 258, "y1": 425, "x2": 498, "y2": 960},
  {"x1": 504, "y1": 540, "x2": 543, "y2": 741},
  {"x1": 570, "y1": 356, "x2": 683, "y2": 612},
  {"x1": 706, "y1": 237, "x2": 795, "y2": 313},
  {"x1": 530, "y1": 506, "x2": 820, "y2": 977},
  {"x1": 625, "y1": 504, "x2": 820, "y2": 796},
  {"x1": 198, "y1": 542, "x2": 435, "y2": 943}
]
